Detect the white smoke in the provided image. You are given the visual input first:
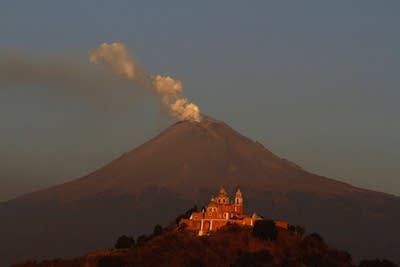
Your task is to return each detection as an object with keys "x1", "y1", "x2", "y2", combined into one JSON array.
[
  {"x1": 89, "y1": 43, "x2": 136, "y2": 79},
  {"x1": 152, "y1": 75, "x2": 182, "y2": 96},
  {"x1": 170, "y1": 98, "x2": 202, "y2": 122},
  {"x1": 89, "y1": 42, "x2": 202, "y2": 122}
]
